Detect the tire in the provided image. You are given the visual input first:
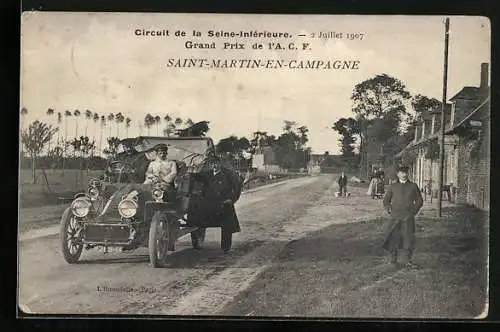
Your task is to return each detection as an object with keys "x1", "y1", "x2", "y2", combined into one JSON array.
[
  {"x1": 190, "y1": 228, "x2": 206, "y2": 250},
  {"x1": 60, "y1": 207, "x2": 83, "y2": 264},
  {"x1": 221, "y1": 228, "x2": 233, "y2": 252},
  {"x1": 148, "y1": 211, "x2": 172, "y2": 268}
]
